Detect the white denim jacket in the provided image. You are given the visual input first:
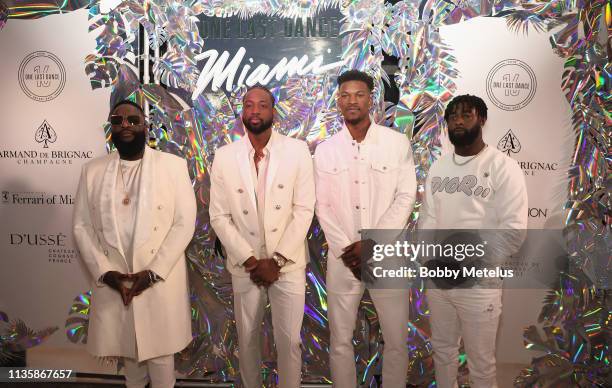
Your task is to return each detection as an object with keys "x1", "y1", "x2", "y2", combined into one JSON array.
[{"x1": 314, "y1": 122, "x2": 417, "y2": 263}]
